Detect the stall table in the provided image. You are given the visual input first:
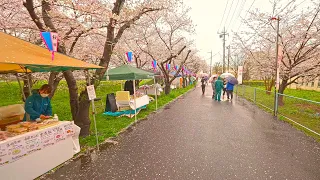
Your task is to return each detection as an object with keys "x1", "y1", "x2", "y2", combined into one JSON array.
[
  {"x1": 129, "y1": 95, "x2": 150, "y2": 110},
  {"x1": 0, "y1": 121, "x2": 79, "y2": 180}
]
